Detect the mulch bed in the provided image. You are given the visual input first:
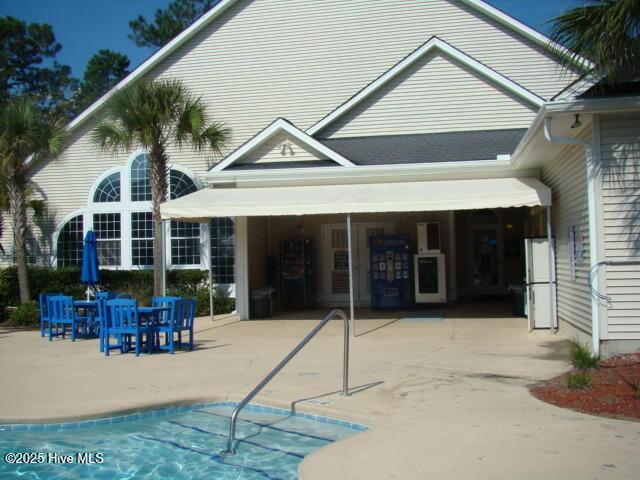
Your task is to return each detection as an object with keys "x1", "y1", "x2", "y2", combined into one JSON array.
[{"x1": 530, "y1": 353, "x2": 640, "y2": 421}]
